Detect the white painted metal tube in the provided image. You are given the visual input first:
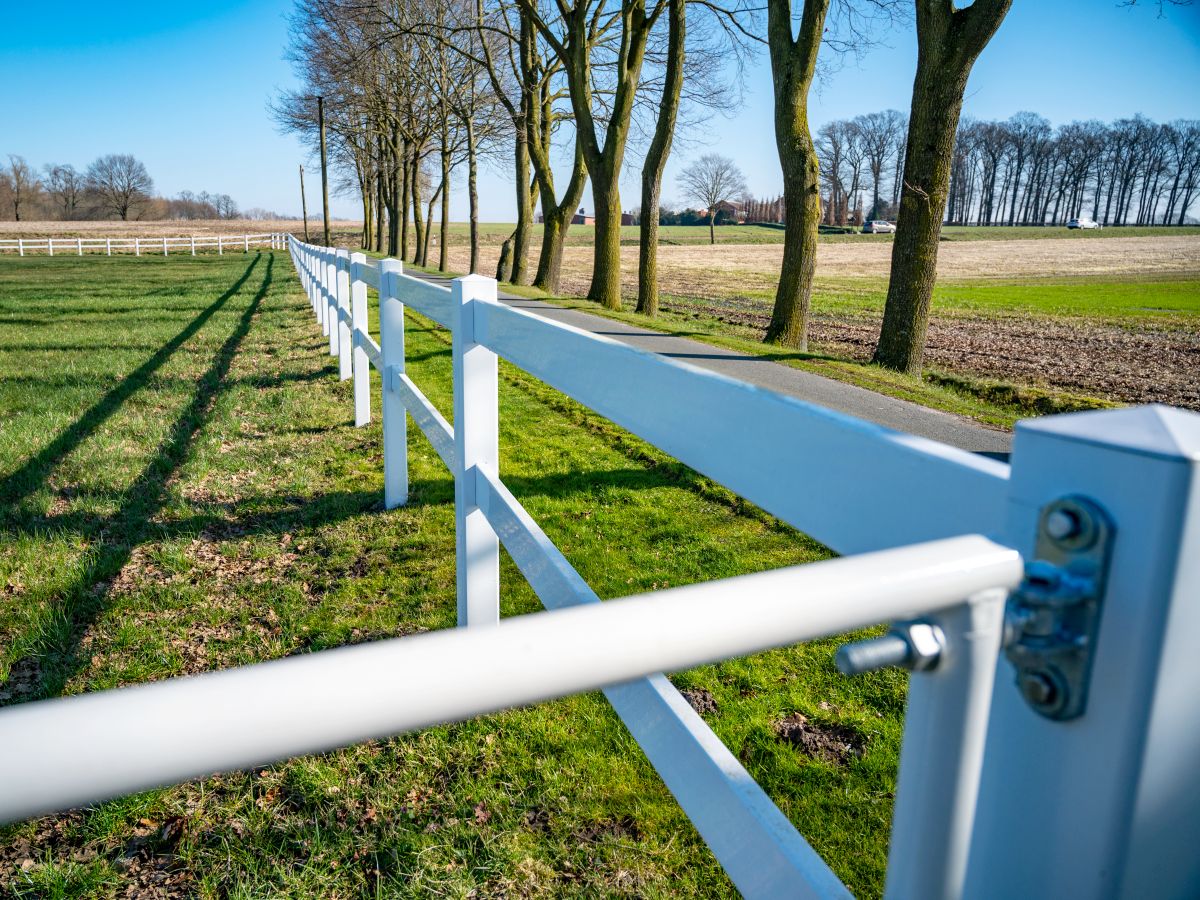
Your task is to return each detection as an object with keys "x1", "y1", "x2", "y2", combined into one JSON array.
[
  {"x1": 884, "y1": 588, "x2": 1007, "y2": 900},
  {"x1": 0, "y1": 535, "x2": 1020, "y2": 825}
]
